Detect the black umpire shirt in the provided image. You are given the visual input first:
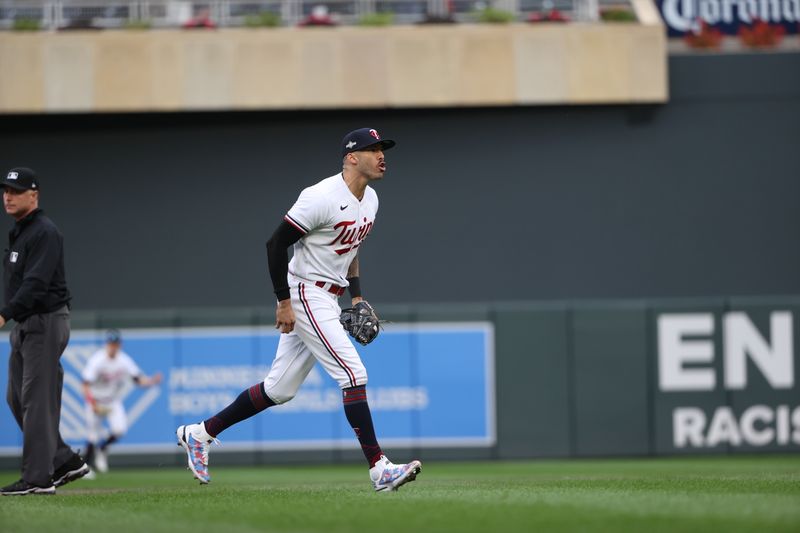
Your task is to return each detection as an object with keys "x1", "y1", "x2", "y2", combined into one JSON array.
[{"x1": 1, "y1": 208, "x2": 71, "y2": 322}]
